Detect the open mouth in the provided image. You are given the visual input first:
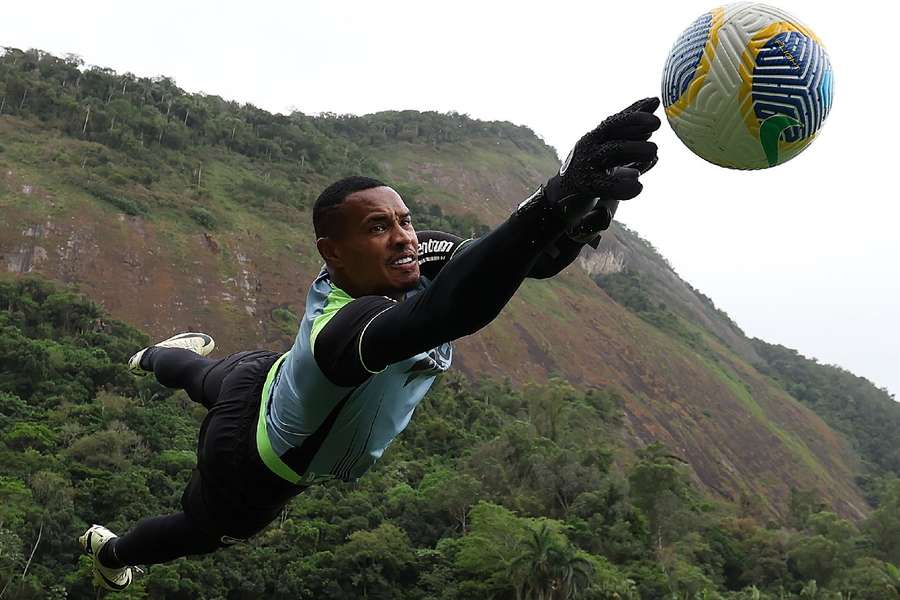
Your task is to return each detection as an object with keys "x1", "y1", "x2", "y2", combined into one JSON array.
[{"x1": 388, "y1": 253, "x2": 417, "y2": 270}]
